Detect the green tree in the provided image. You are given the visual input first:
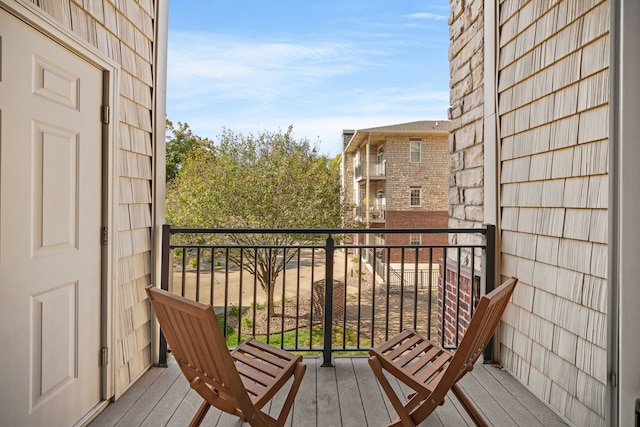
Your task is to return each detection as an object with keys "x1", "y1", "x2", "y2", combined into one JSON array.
[
  {"x1": 165, "y1": 120, "x2": 212, "y2": 183},
  {"x1": 167, "y1": 126, "x2": 343, "y2": 315}
]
